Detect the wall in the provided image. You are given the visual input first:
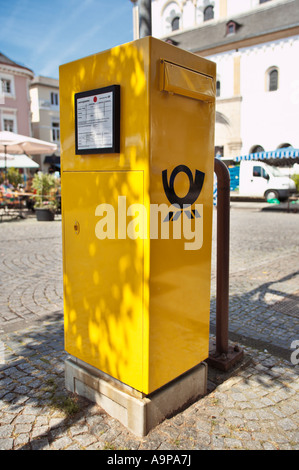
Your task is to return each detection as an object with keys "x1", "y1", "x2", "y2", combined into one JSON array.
[
  {"x1": 240, "y1": 35, "x2": 299, "y2": 154},
  {"x1": 30, "y1": 80, "x2": 60, "y2": 147},
  {"x1": 152, "y1": 0, "x2": 284, "y2": 38},
  {"x1": 0, "y1": 67, "x2": 33, "y2": 135},
  {"x1": 29, "y1": 78, "x2": 60, "y2": 171}
]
